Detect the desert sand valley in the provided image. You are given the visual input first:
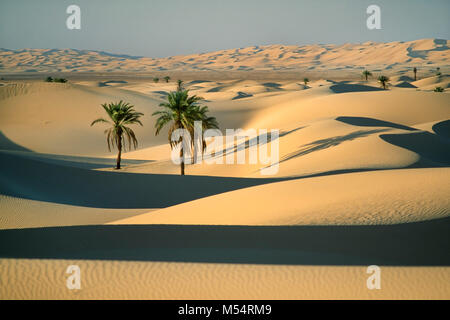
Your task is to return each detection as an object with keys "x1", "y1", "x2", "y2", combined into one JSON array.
[{"x1": 0, "y1": 38, "x2": 449, "y2": 299}]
